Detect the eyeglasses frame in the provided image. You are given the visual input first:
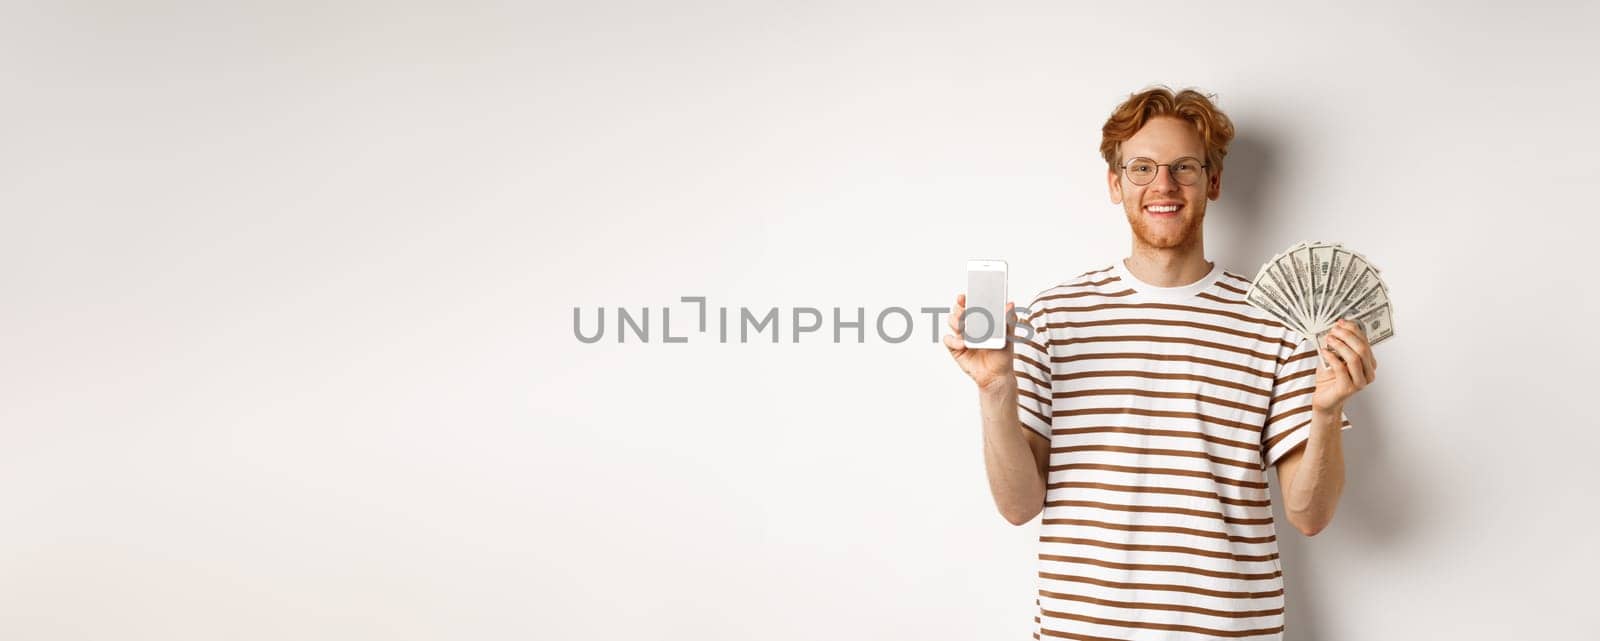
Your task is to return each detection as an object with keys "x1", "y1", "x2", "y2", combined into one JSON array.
[{"x1": 1118, "y1": 156, "x2": 1211, "y2": 187}]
